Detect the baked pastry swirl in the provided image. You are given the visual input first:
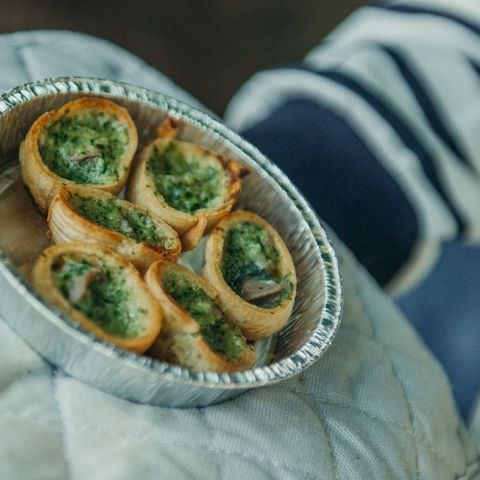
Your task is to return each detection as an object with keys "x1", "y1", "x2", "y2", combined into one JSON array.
[
  {"x1": 146, "y1": 261, "x2": 255, "y2": 372},
  {"x1": 32, "y1": 243, "x2": 162, "y2": 354},
  {"x1": 20, "y1": 97, "x2": 138, "y2": 212},
  {"x1": 204, "y1": 211, "x2": 296, "y2": 340},
  {"x1": 48, "y1": 187, "x2": 181, "y2": 270},
  {"x1": 128, "y1": 118, "x2": 246, "y2": 250}
]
